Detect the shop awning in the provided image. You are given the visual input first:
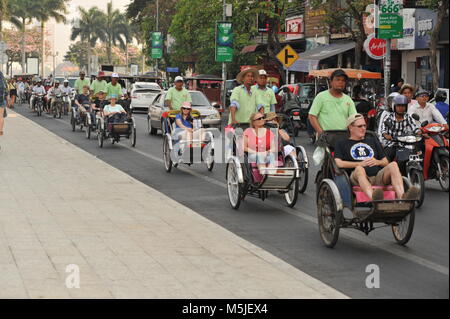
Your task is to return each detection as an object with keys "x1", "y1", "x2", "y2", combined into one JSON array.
[{"x1": 288, "y1": 41, "x2": 356, "y2": 72}]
